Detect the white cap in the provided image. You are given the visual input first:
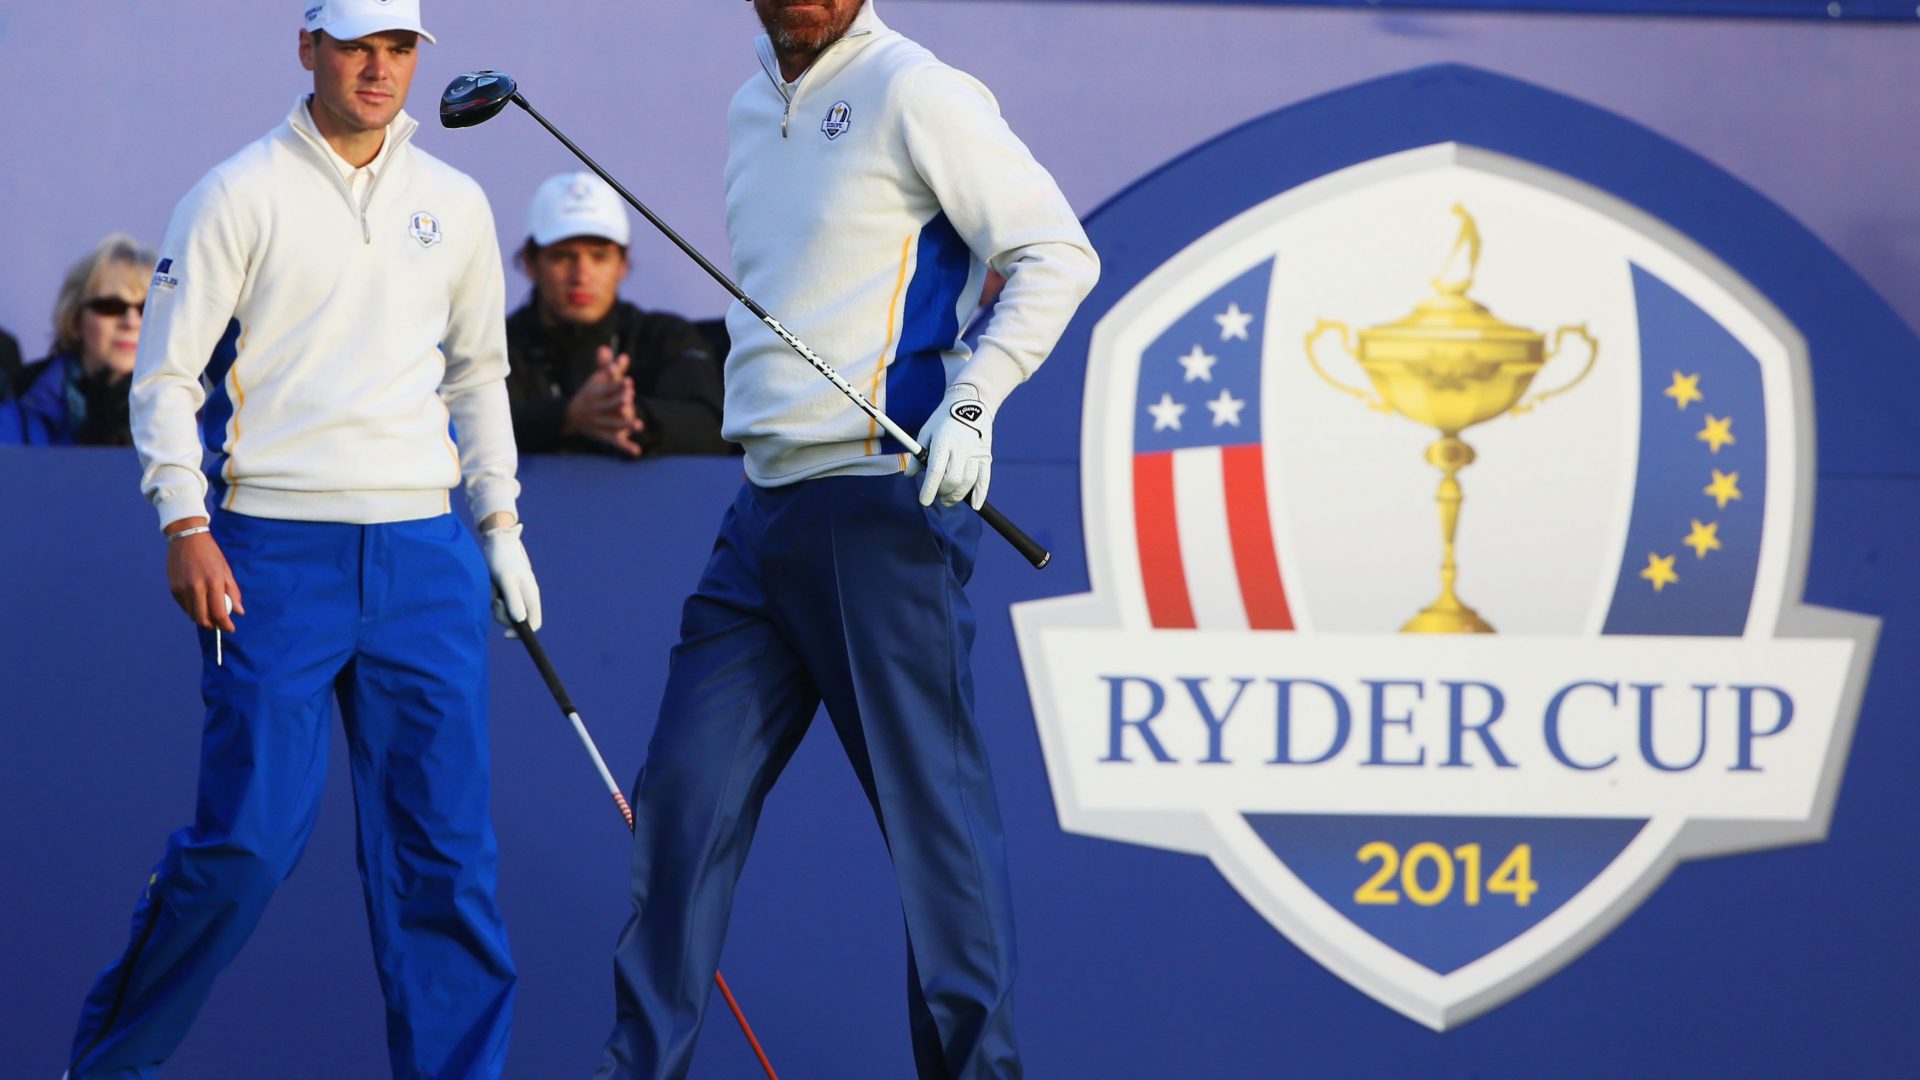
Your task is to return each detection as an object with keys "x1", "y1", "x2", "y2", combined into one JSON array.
[
  {"x1": 527, "y1": 172, "x2": 631, "y2": 247},
  {"x1": 303, "y1": 0, "x2": 437, "y2": 45}
]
